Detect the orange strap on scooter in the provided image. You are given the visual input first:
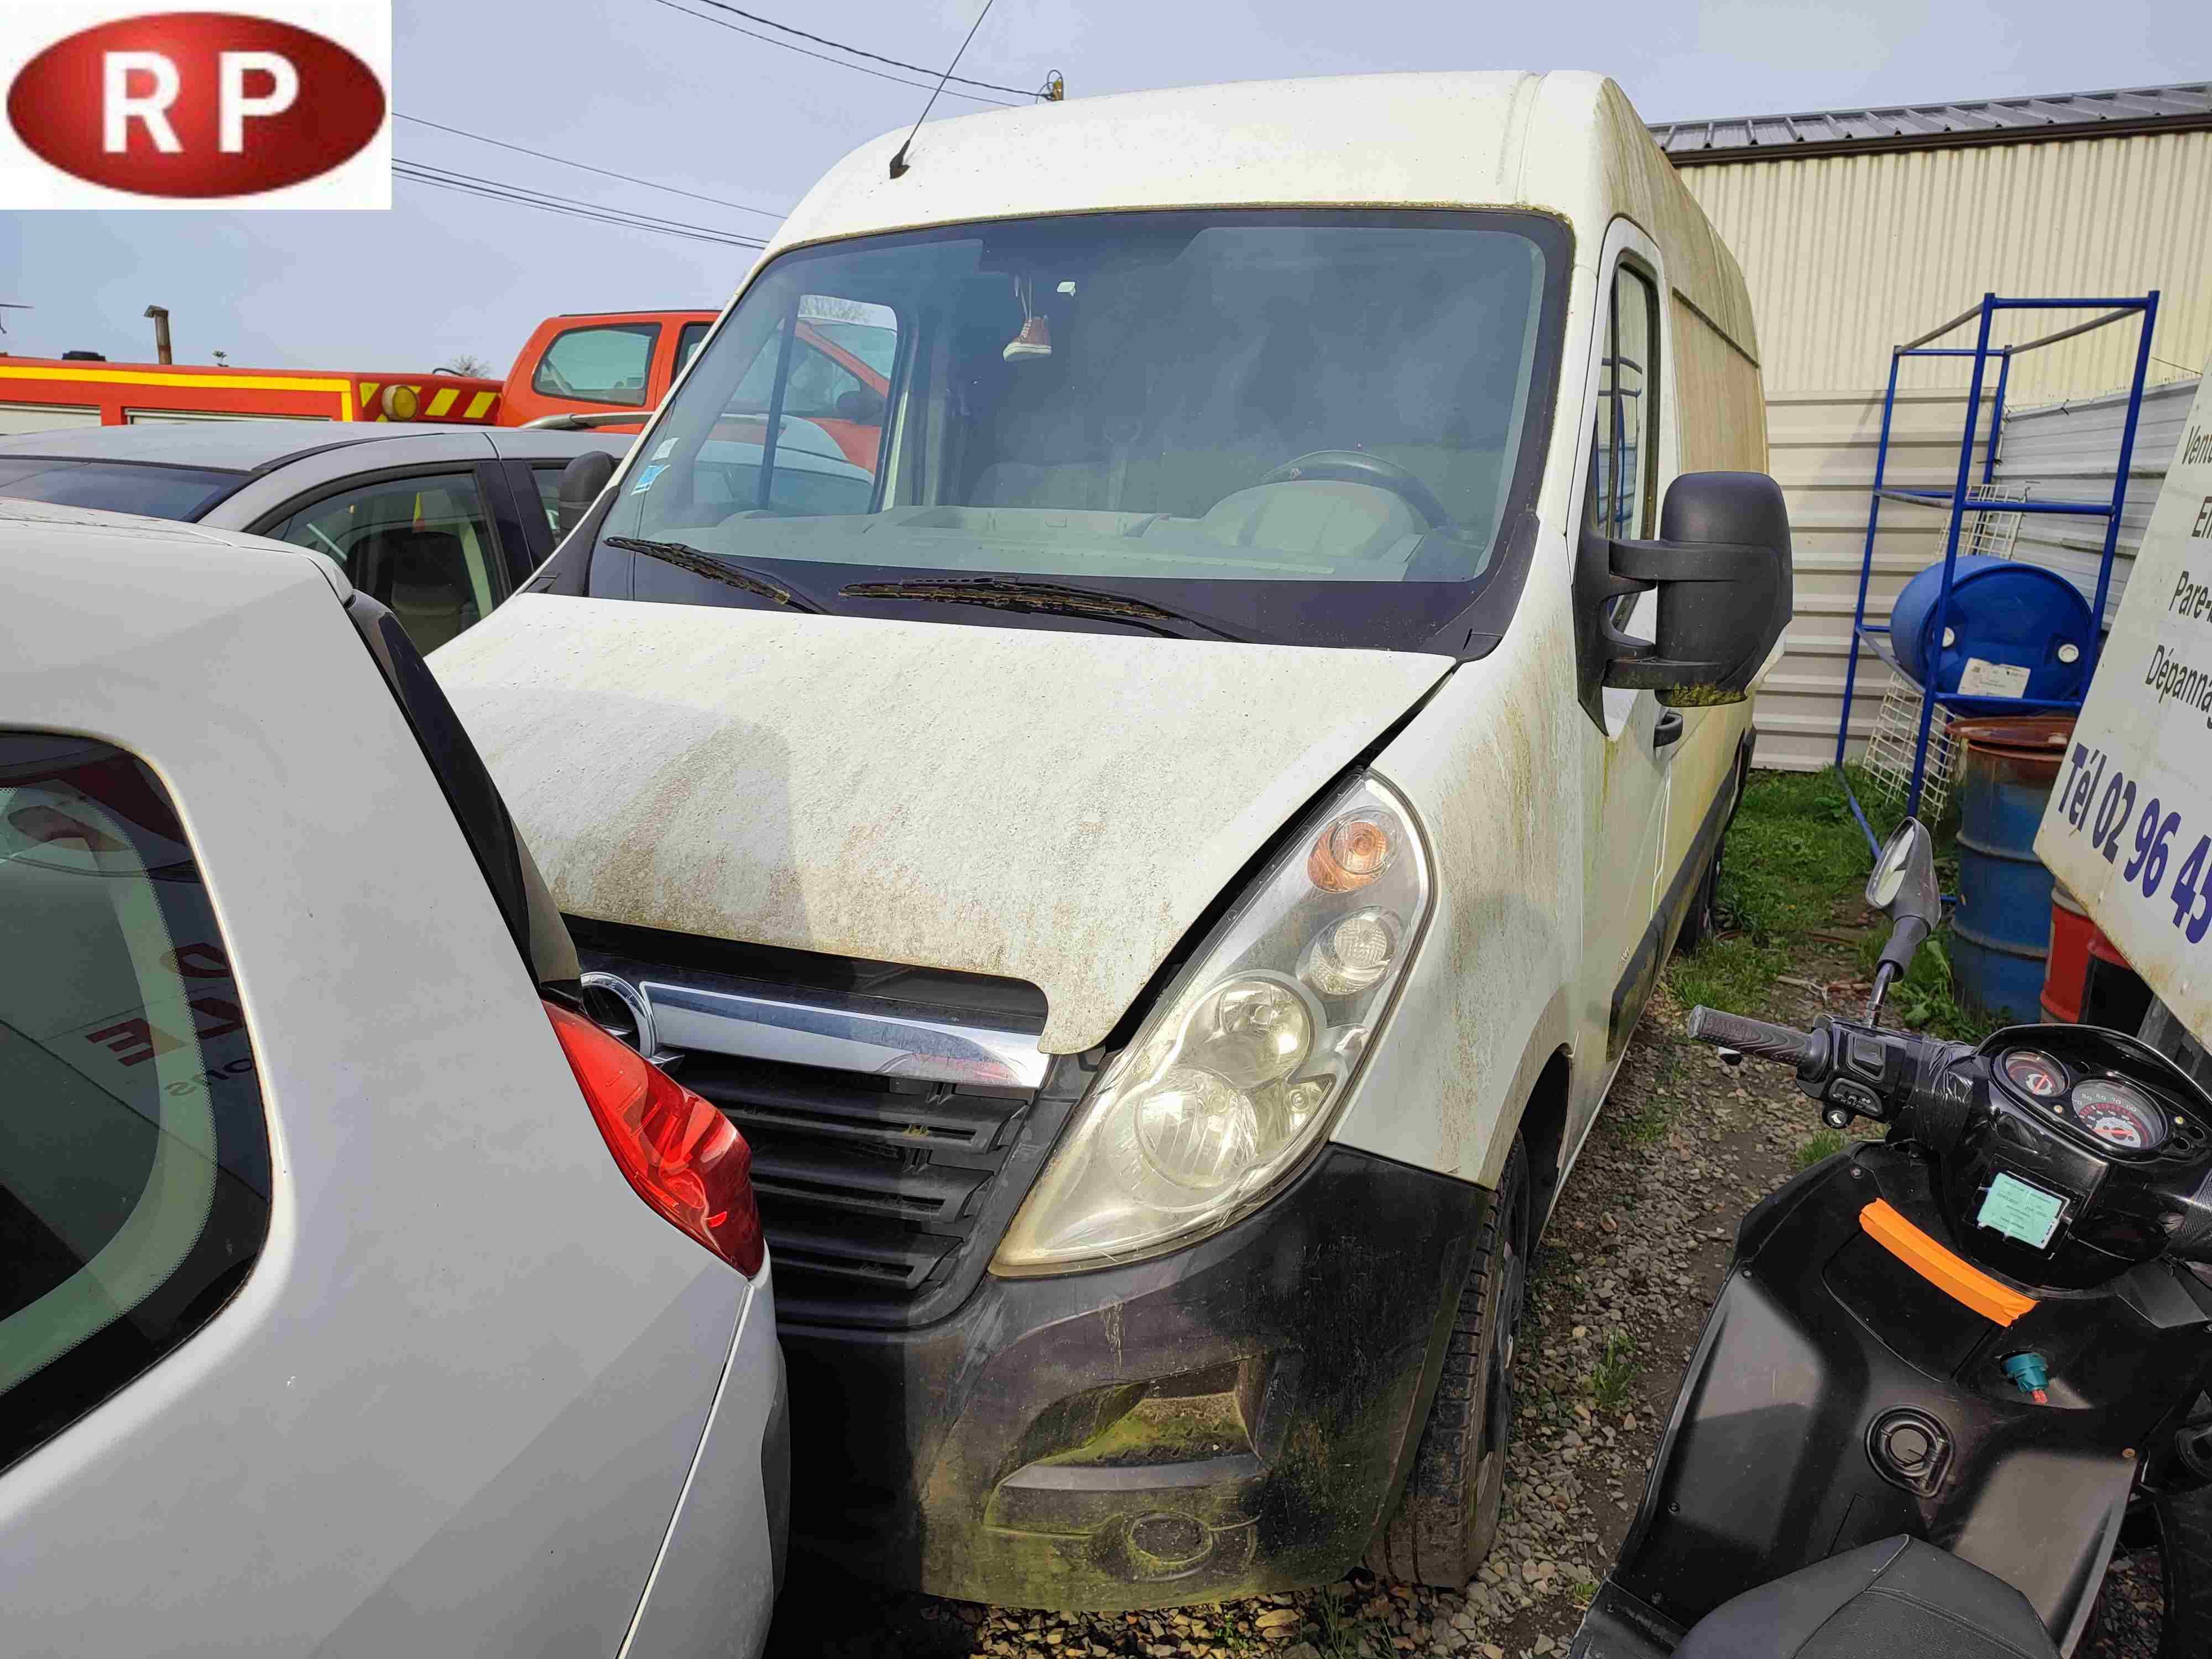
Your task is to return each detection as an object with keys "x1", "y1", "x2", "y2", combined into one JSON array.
[{"x1": 1859, "y1": 1199, "x2": 2038, "y2": 1327}]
